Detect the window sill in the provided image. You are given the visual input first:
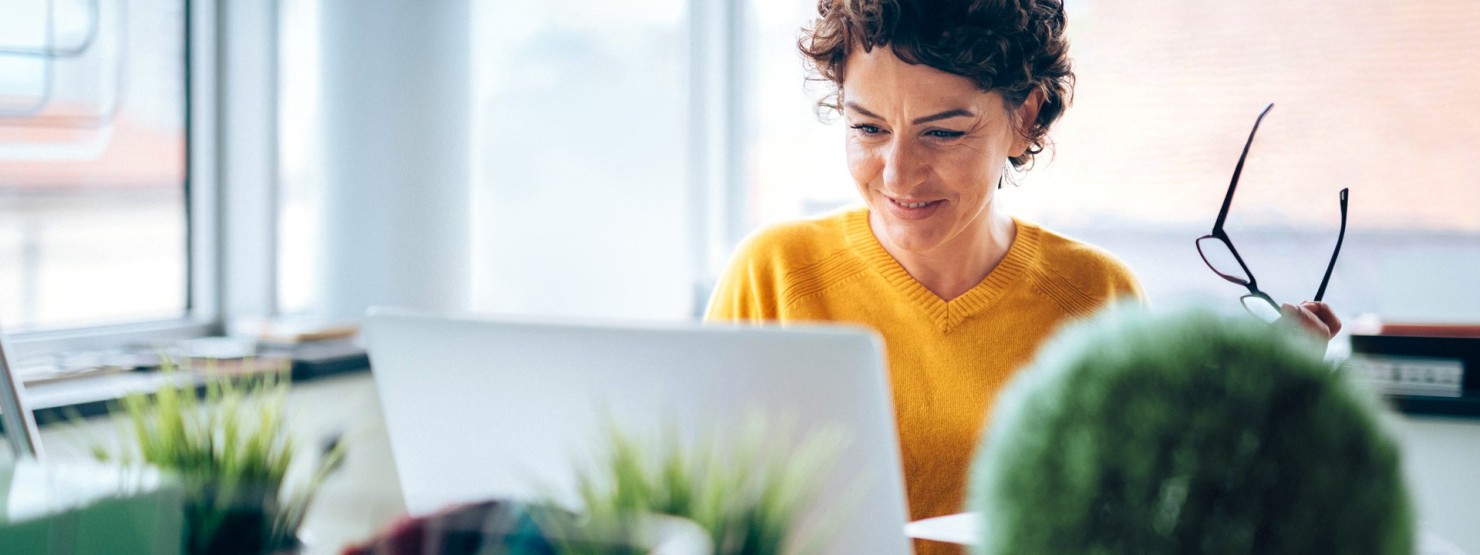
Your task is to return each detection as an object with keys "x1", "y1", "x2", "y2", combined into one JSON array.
[{"x1": 14, "y1": 340, "x2": 369, "y2": 427}]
